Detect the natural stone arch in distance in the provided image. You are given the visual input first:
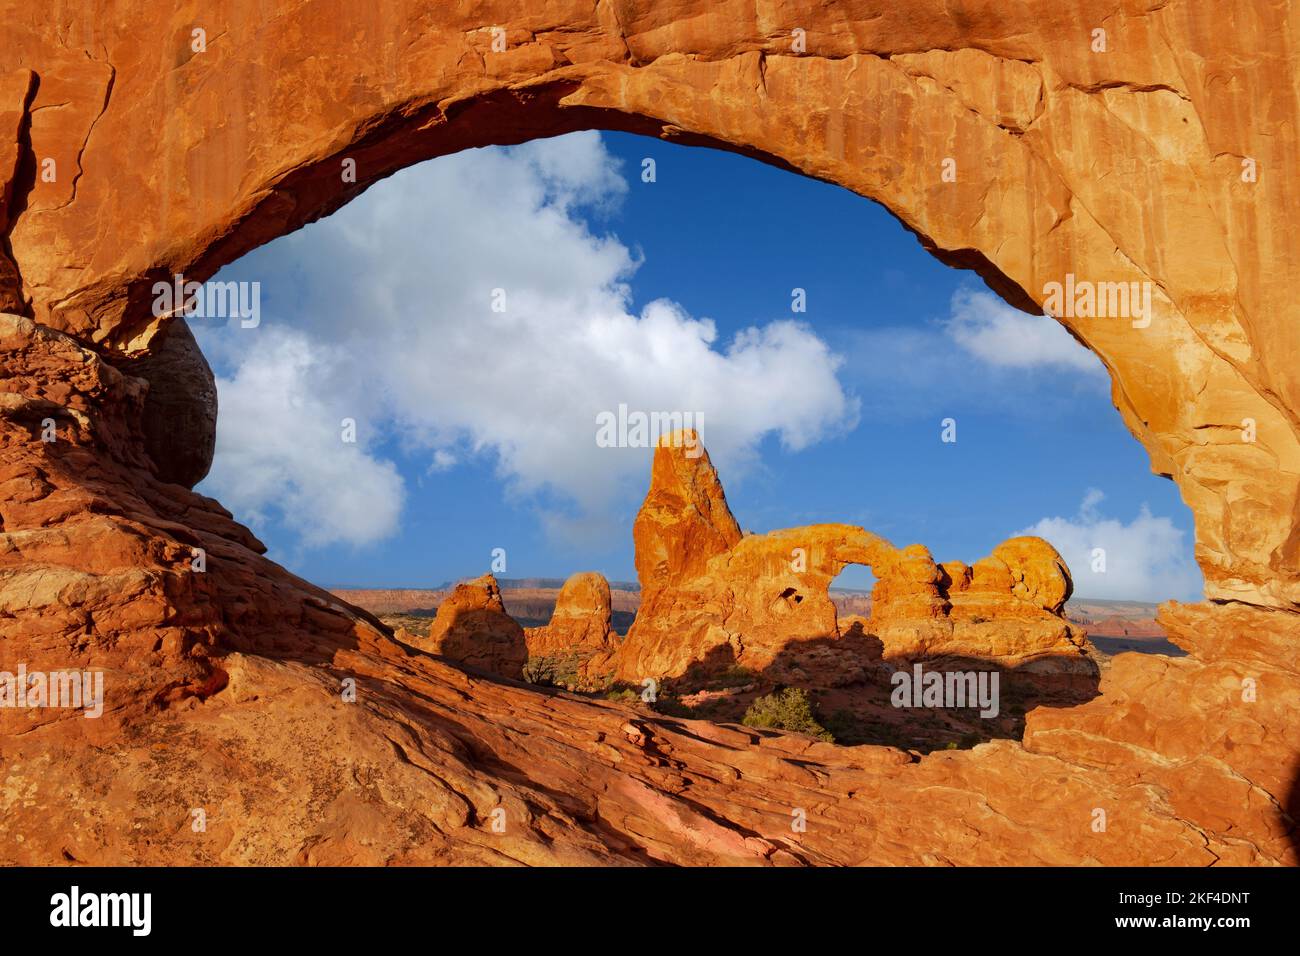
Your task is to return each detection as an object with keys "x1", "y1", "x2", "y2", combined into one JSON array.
[{"x1": 4, "y1": 3, "x2": 1296, "y2": 614}]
